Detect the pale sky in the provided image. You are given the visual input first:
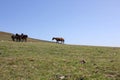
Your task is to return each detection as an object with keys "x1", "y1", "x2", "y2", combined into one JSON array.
[{"x1": 0, "y1": 0, "x2": 120, "y2": 47}]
